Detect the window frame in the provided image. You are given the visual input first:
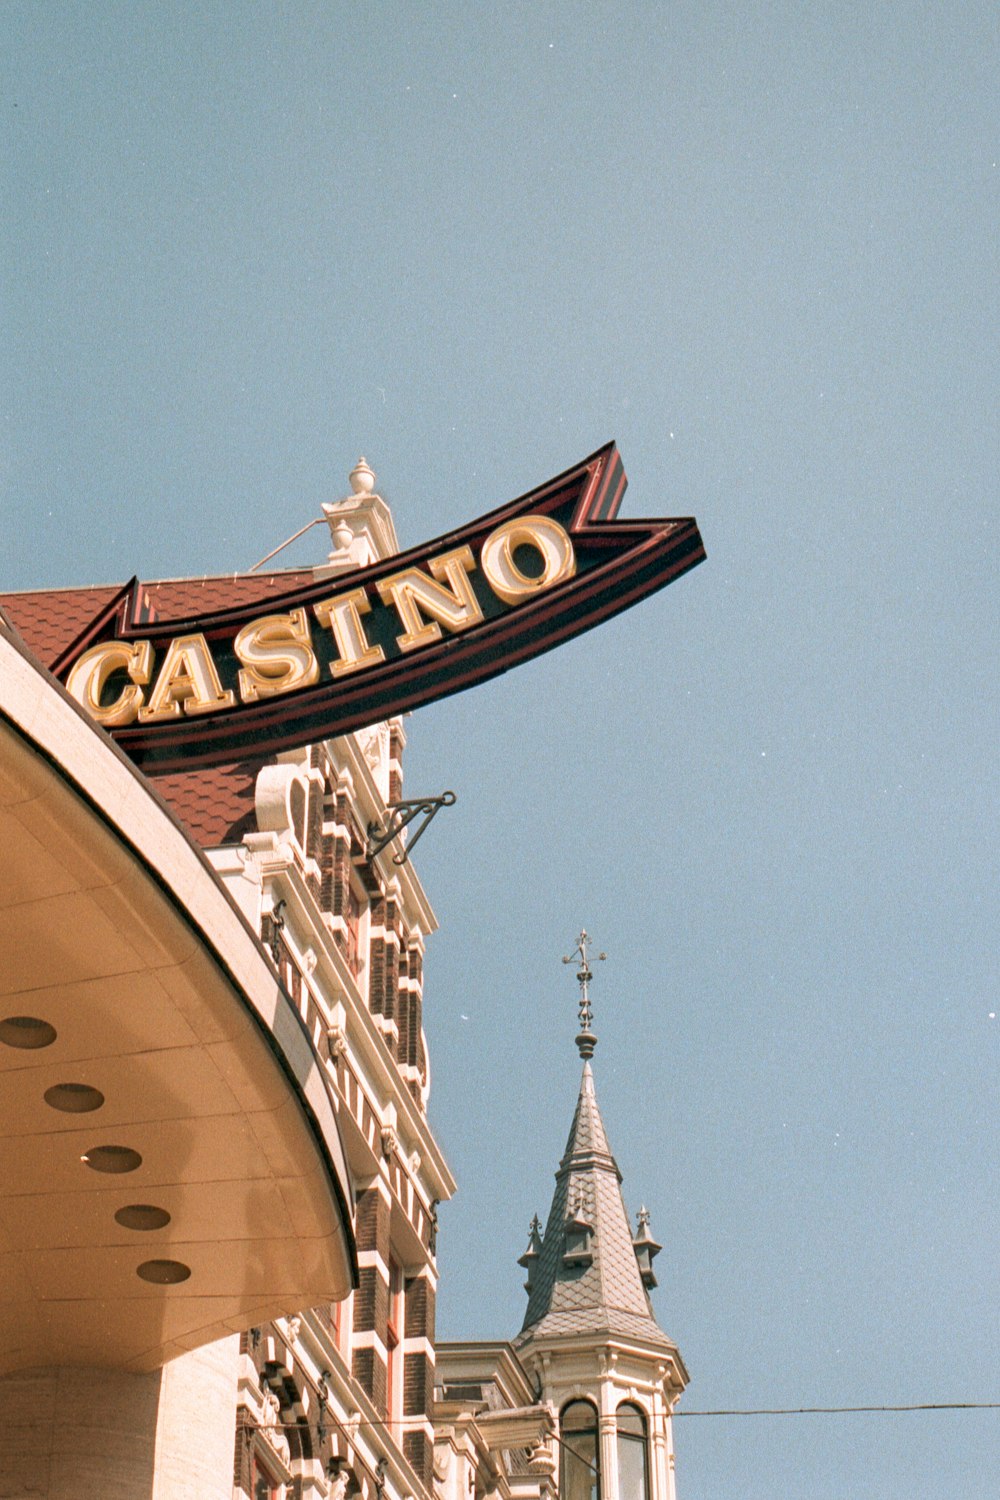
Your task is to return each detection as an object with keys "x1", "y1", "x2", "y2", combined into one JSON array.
[
  {"x1": 344, "y1": 879, "x2": 363, "y2": 979},
  {"x1": 385, "y1": 1255, "x2": 404, "y2": 1423},
  {"x1": 559, "y1": 1397, "x2": 601, "y2": 1500},
  {"x1": 616, "y1": 1400, "x2": 650, "y2": 1500},
  {"x1": 251, "y1": 1448, "x2": 284, "y2": 1500}
]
